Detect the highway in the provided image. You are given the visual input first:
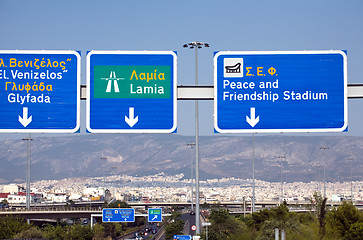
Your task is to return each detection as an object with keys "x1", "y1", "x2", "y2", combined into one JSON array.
[{"x1": 180, "y1": 212, "x2": 197, "y2": 236}]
